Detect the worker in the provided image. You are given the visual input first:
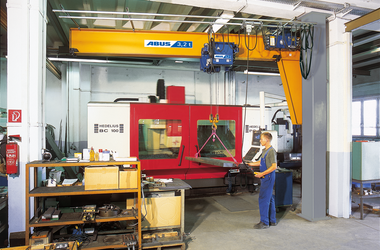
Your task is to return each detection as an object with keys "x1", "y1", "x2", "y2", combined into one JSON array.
[{"x1": 248, "y1": 132, "x2": 277, "y2": 229}]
